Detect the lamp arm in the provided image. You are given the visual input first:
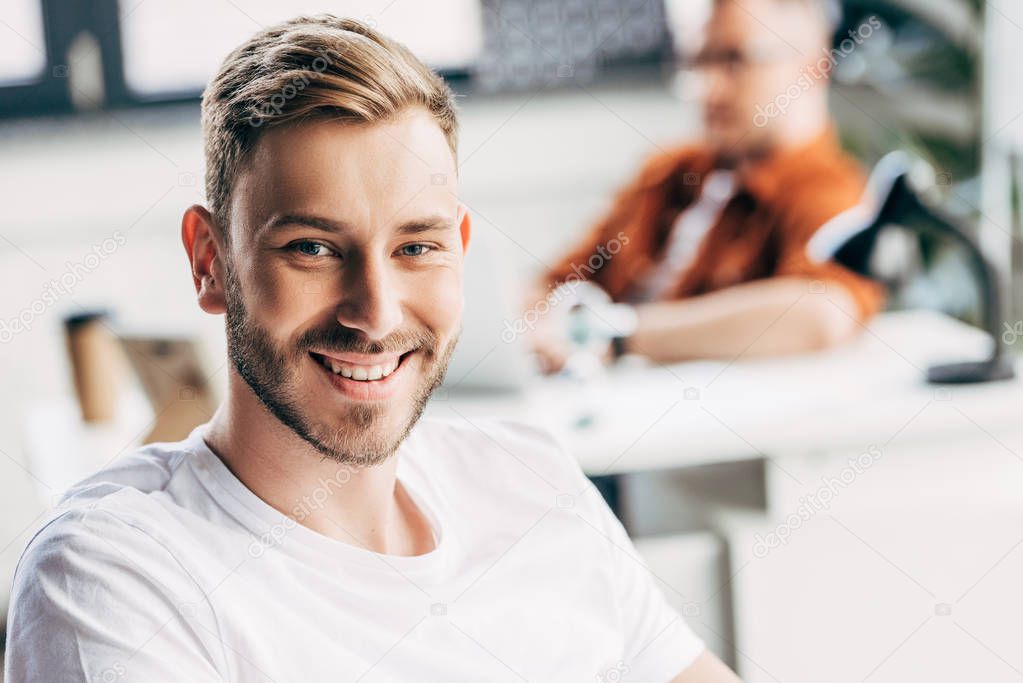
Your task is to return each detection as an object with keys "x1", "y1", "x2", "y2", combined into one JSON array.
[{"x1": 897, "y1": 187, "x2": 1005, "y2": 361}]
